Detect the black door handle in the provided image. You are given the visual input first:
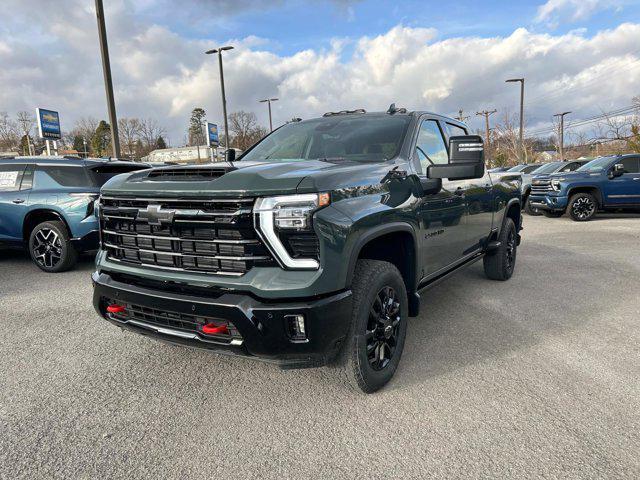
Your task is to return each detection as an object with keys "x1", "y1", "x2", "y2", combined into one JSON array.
[{"x1": 12, "y1": 199, "x2": 25, "y2": 204}]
